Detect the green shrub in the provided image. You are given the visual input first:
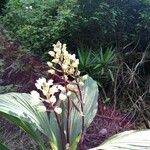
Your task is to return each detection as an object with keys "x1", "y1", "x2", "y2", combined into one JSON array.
[
  {"x1": 0, "y1": 0, "x2": 7, "y2": 14},
  {"x1": 2, "y1": 0, "x2": 79, "y2": 55},
  {"x1": 2, "y1": 0, "x2": 150, "y2": 55}
]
